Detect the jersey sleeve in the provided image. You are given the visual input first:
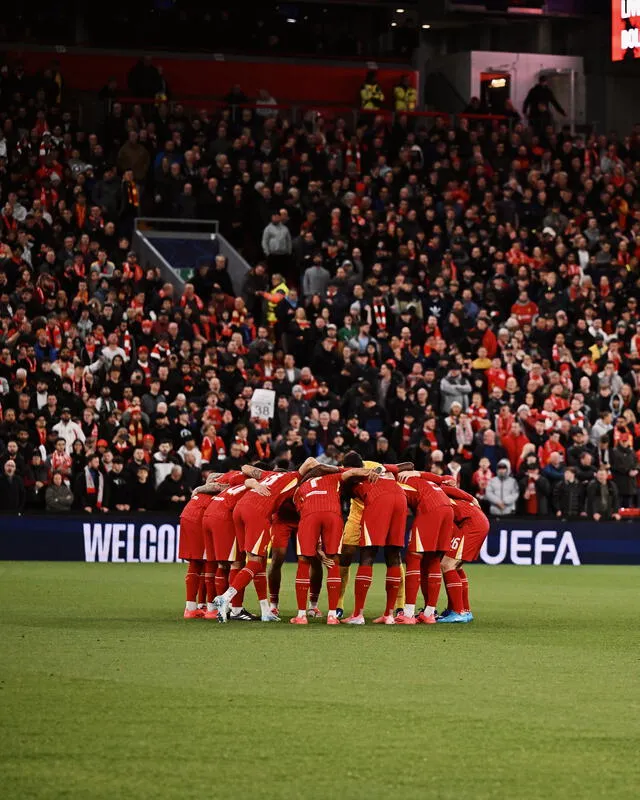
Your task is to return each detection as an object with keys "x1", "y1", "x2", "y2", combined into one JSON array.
[
  {"x1": 419, "y1": 471, "x2": 447, "y2": 484},
  {"x1": 442, "y1": 484, "x2": 476, "y2": 504},
  {"x1": 383, "y1": 464, "x2": 399, "y2": 476}
]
